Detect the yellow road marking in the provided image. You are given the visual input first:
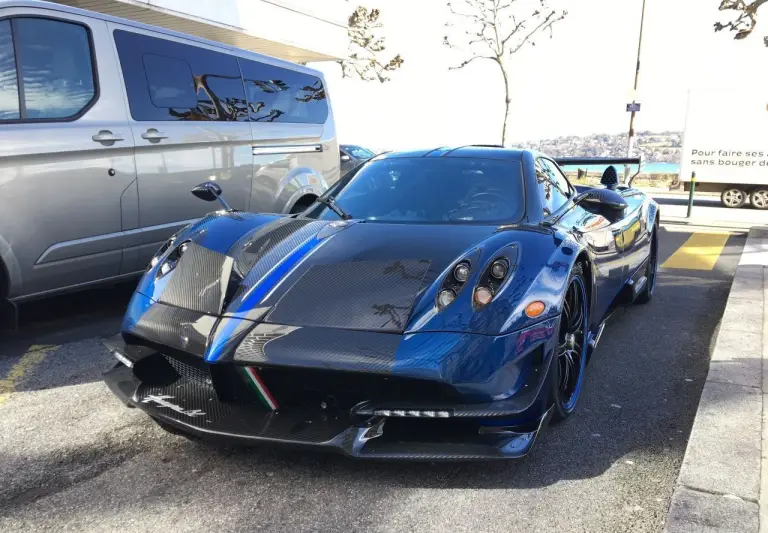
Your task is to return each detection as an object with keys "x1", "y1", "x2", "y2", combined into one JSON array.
[
  {"x1": 0, "y1": 344, "x2": 58, "y2": 408},
  {"x1": 661, "y1": 232, "x2": 730, "y2": 271}
]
